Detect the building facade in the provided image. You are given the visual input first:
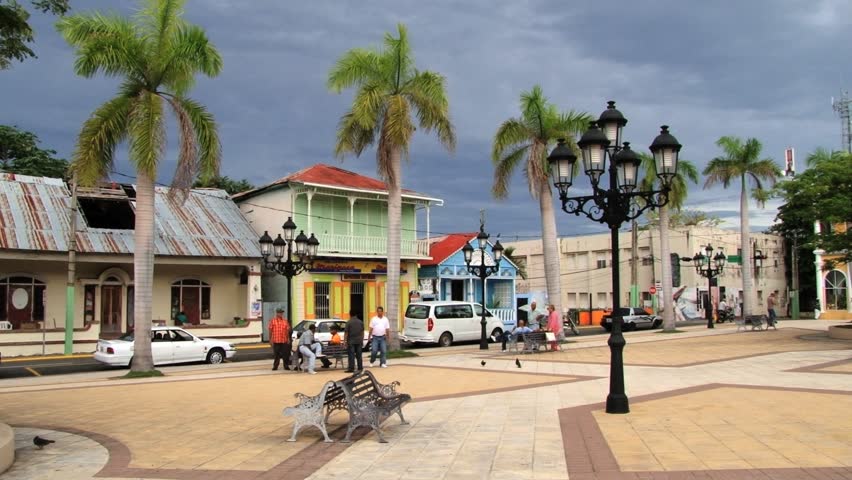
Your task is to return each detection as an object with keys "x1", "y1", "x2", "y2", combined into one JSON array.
[
  {"x1": 419, "y1": 233, "x2": 518, "y2": 327},
  {"x1": 814, "y1": 221, "x2": 851, "y2": 319},
  {"x1": 0, "y1": 174, "x2": 263, "y2": 357},
  {"x1": 506, "y1": 226, "x2": 788, "y2": 320},
  {"x1": 234, "y1": 164, "x2": 442, "y2": 330}
]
